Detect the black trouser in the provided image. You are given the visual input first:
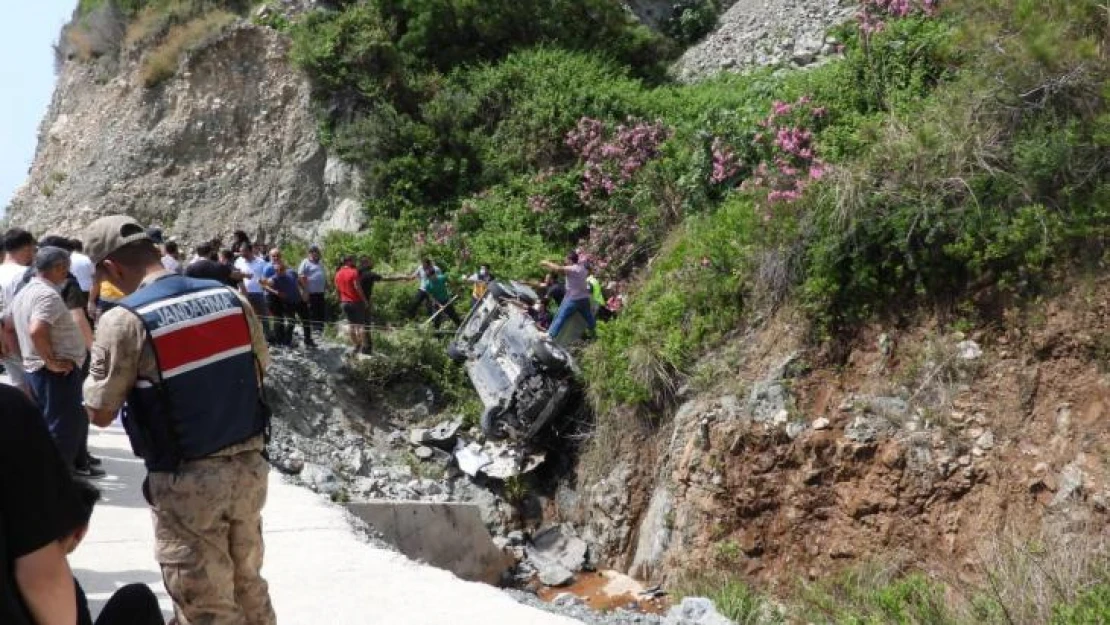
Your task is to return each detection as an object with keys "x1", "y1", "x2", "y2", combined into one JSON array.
[
  {"x1": 267, "y1": 296, "x2": 313, "y2": 346},
  {"x1": 26, "y1": 369, "x2": 87, "y2": 467},
  {"x1": 246, "y1": 292, "x2": 271, "y2": 341},
  {"x1": 79, "y1": 581, "x2": 165, "y2": 625},
  {"x1": 307, "y1": 292, "x2": 326, "y2": 337},
  {"x1": 408, "y1": 289, "x2": 431, "y2": 318}
]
